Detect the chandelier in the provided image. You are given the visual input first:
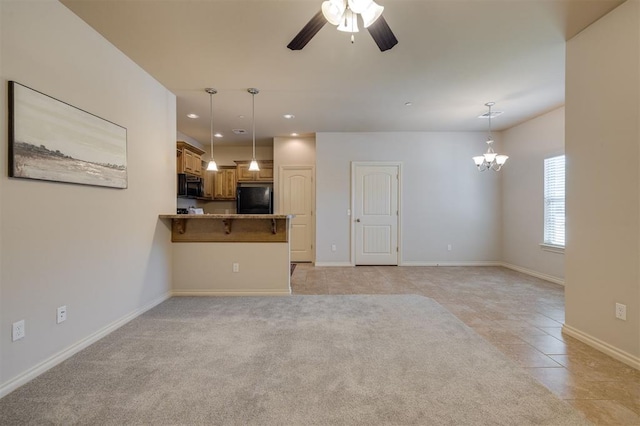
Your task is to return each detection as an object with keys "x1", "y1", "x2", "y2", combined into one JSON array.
[
  {"x1": 322, "y1": 0, "x2": 384, "y2": 42},
  {"x1": 472, "y1": 102, "x2": 508, "y2": 172}
]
